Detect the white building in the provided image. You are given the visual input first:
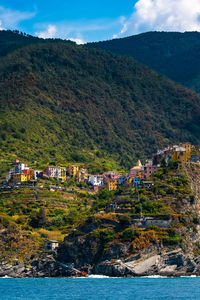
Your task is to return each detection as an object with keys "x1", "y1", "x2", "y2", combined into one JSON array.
[
  {"x1": 45, "y1": 240, "x2": 59, "y2": 251},
  {"x1": 6, "y1": 168, "x2": 15, "y2": 182},
  {"x1": 15, "y1": 163, "x2": 27, "y2": 173},
  {"x1": 34, "y1": 170, "x2": 43, "y2": 180},
  {"x1": 88, "y1": 175, "x2": 104, "y2": 186}
]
